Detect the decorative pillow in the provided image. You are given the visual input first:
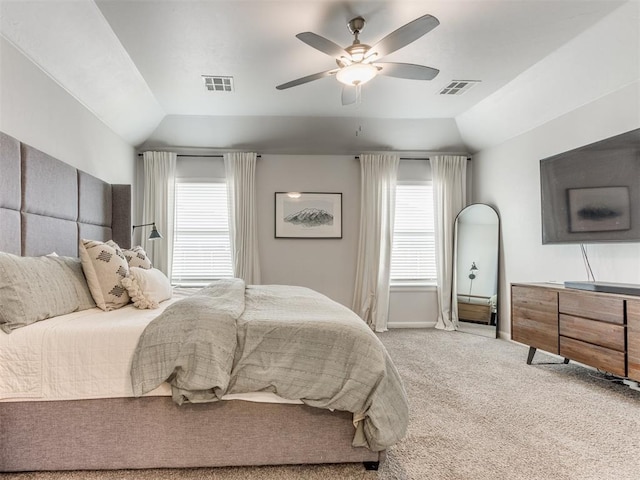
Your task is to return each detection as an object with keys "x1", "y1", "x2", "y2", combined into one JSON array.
[
  {"x1": 122, "y1": 245, "x2": 152, "y2": 269},
  {"x1": 0, "y1": 252, "x2": 96, "y2": 333},
  {"x1": 121, "y1": 267, "x2": 172, "y2": 309},
  {"x1": 79, "y1": 239, "x2": 130, "y2": 311}
]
